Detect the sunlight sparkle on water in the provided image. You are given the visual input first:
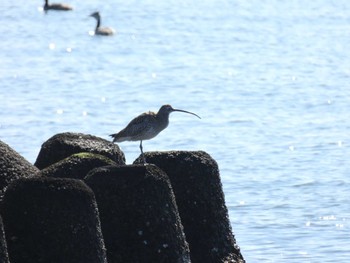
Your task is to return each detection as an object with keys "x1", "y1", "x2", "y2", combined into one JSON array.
[{"x1": 320, "y1": 215, "x2": 336, "y2": 221}]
